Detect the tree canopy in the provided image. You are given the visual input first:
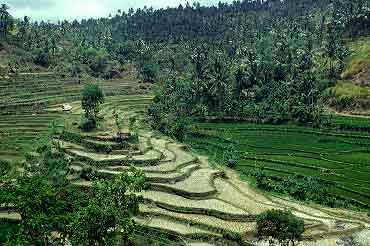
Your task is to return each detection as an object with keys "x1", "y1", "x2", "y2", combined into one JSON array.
[
  {"x1": 256, "y1": 209, "x2": 305, "y2": 246},
  {"x1": 82, "y1": 83, "x2": 105, "y2": 119},
  {"x1": 1, "y1": 145, "x2": 145, "y2": 245}
]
